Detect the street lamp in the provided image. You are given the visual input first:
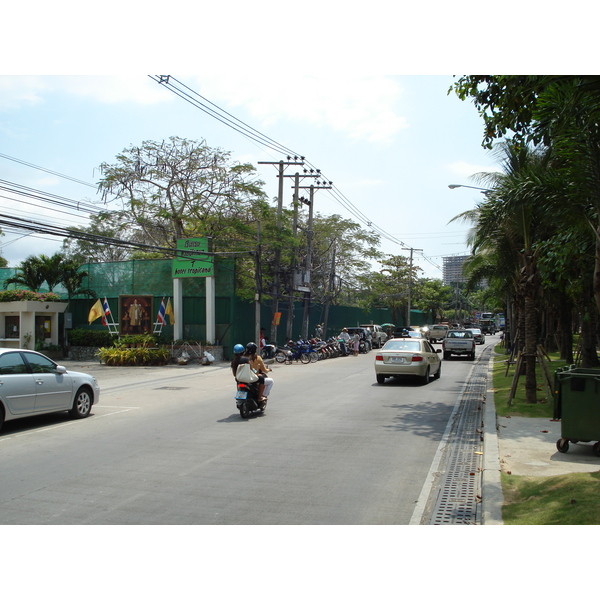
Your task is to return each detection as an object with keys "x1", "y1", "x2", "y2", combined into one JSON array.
[{"x1": 448, "y1": 184, "x2": 492, "y2": 193}]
